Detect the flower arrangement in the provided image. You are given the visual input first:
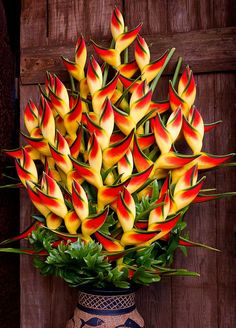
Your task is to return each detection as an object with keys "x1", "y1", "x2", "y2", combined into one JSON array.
[{"x1": 0, "y1": 7, "x2": 235, "y2": 290}]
